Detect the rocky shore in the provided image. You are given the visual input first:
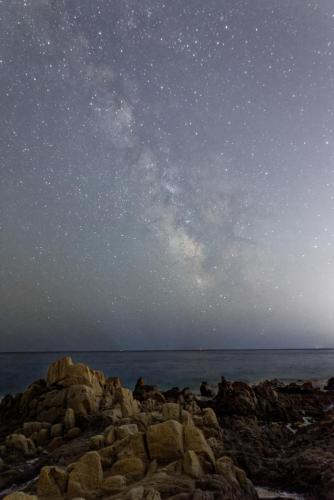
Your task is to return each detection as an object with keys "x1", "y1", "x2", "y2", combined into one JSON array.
[{"x1": 0, "y1": 357, "x2": 334, "y2": 499}]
